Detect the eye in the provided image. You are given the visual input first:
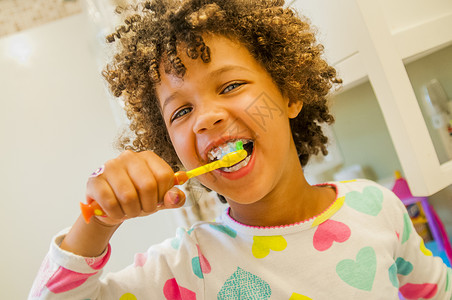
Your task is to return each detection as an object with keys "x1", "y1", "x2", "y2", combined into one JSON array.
[
  {"x1": 221, "y1": 82, "x2": 245, "y2": 94},
  {"x1": 171, "y1": 107, "x2": 192, "y2": 122}
]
